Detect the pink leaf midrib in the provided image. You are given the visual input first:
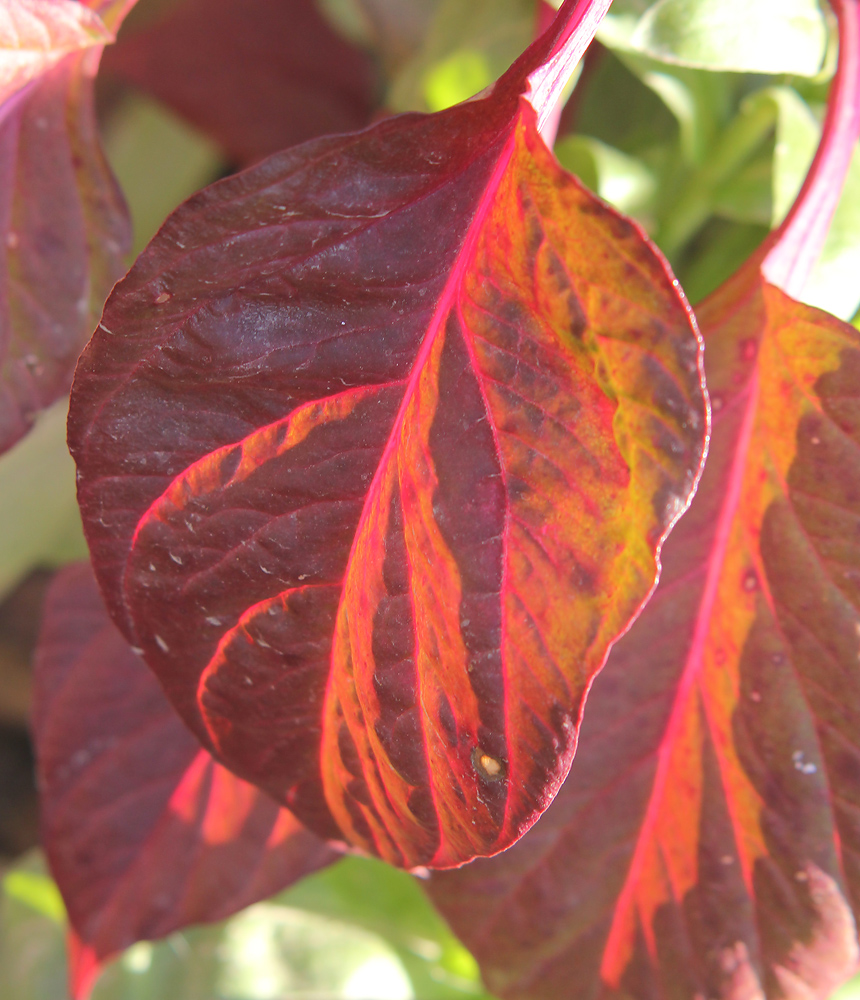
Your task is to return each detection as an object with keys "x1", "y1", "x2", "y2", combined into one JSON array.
[
  {"x1": 598, "y1": 370, "x2": 761, "y2": 982},
  {"x1": 319, "y1": 124, "x2": 521, "y2": 860}
]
